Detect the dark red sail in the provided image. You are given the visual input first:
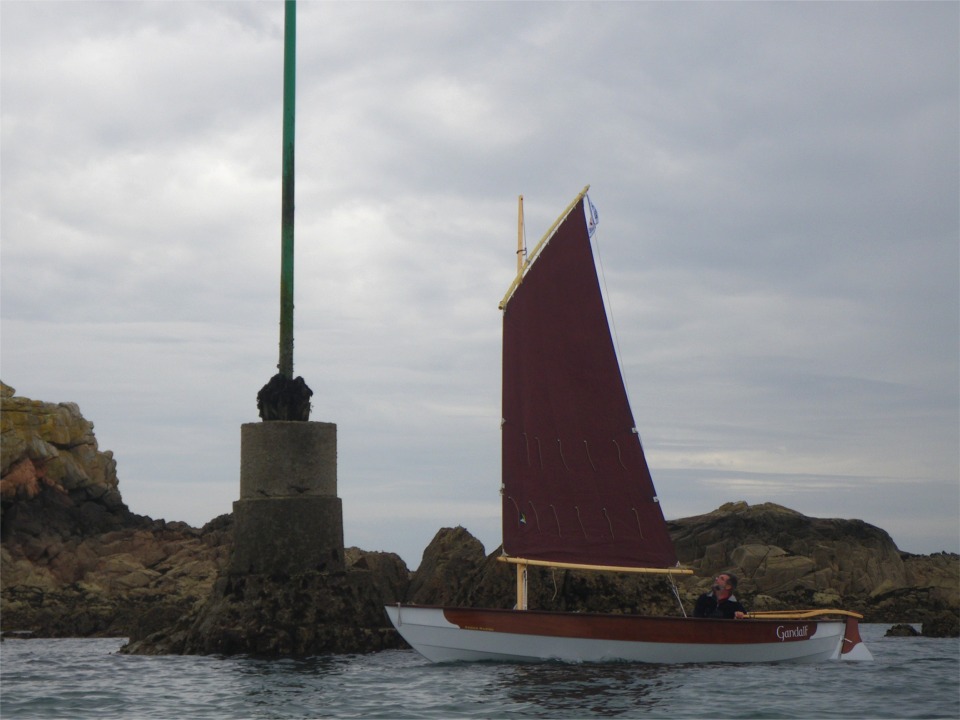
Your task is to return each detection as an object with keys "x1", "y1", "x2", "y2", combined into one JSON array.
[{"x1": 500, "y1": 195, "x2": 678, "y2": 569}]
